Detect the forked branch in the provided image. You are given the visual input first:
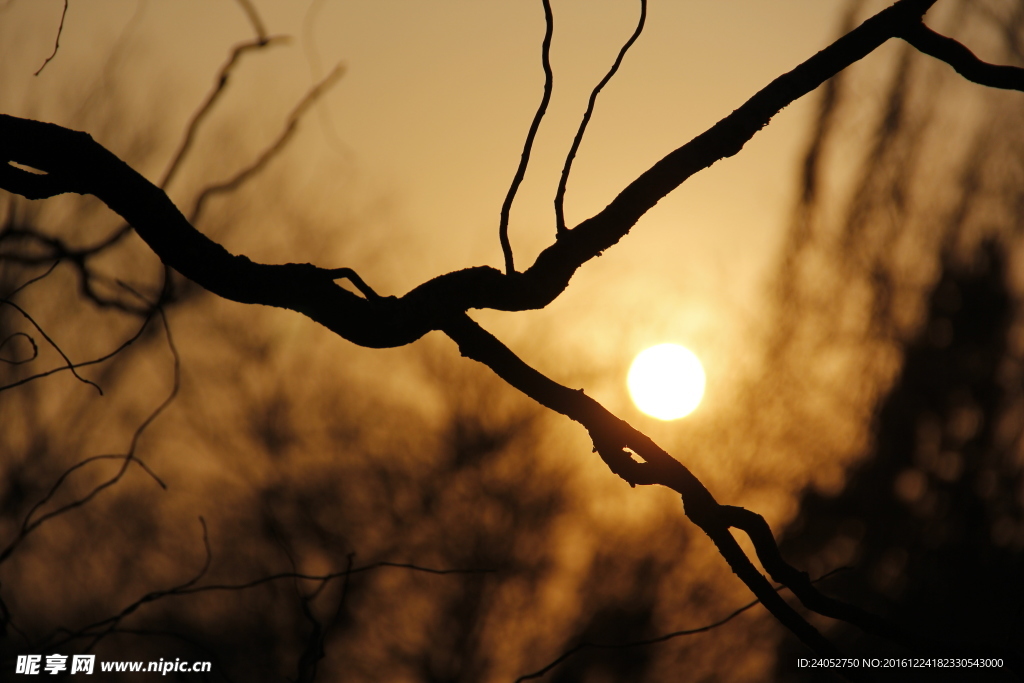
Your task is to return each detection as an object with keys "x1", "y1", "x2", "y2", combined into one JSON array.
[
  {"x1": 900, "y1": 21, "x2": 1024, "y2": 91},
  {"x1": 4, "y1": 0, "x2": 1024, "y2": 675}
]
